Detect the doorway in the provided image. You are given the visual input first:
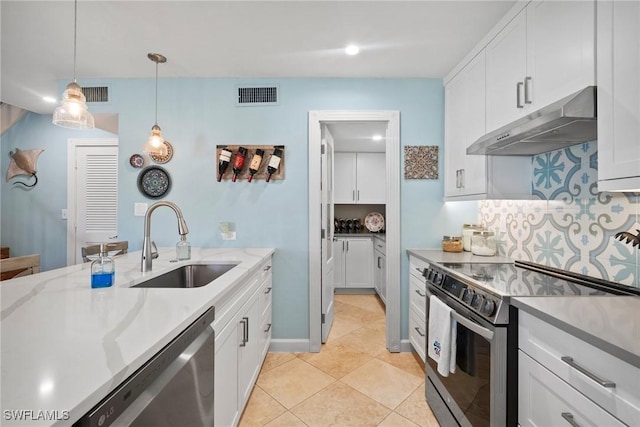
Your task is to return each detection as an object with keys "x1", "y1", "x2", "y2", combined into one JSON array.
[
  {"x1": 308, "y1": 110, "x2": 400, "y2": 353},
  {"x1": 66, "y1": 138, "x2": 119, "y2": 265}
]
